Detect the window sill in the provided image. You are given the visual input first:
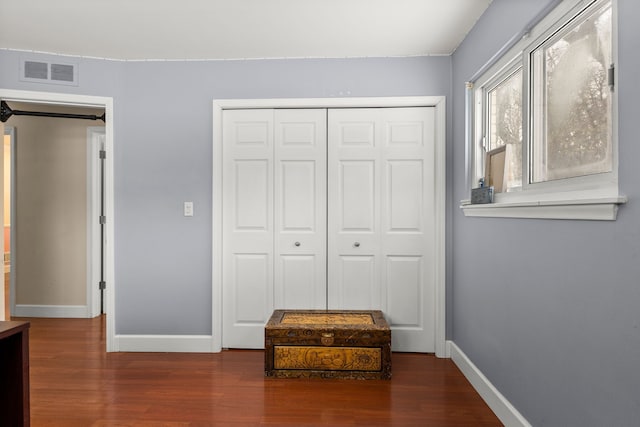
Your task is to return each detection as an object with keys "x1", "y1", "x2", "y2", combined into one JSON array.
[{"x1": 460, "y1": 196, "x2": 627, "y2": 220}]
